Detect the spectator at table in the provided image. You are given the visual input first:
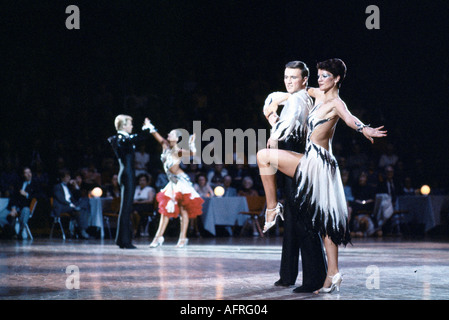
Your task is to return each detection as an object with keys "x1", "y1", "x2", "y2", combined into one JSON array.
[
  {"x1": 401, "y1": 176, "x2": 417, "y2": 195},
  {"x1": 237, "y1": 176, "x2": 259, "y2": 197},
  {"x1": 222, "y1": 175, "x2": 237, "y2": 197},
  {"x1": 377, "y1": 165, "x2": 401, "y2": 205},
  {"x1": 207, "y1": 164, "x2": 228, "y2": 189},
  {"x1": 194, "y1": 173, "x2": 214, "y2": 198},
  {"x1": 52, "y1": 170, "x2": 90, "y2": 239},
  {"x1": 105, "y1": 174, "x2": 121, "y2": 198}
]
